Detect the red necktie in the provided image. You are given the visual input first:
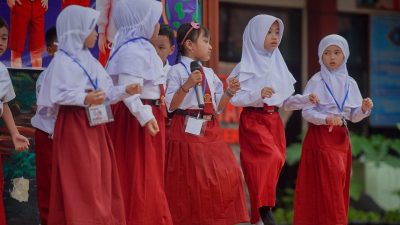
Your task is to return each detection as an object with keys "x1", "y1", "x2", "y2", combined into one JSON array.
[
  {"x1": 159, "y1": 84, "x2": 167, "y2": 118},
  {"x1": 199, "y1": 66, "x2": 214, "y2": 114}
]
